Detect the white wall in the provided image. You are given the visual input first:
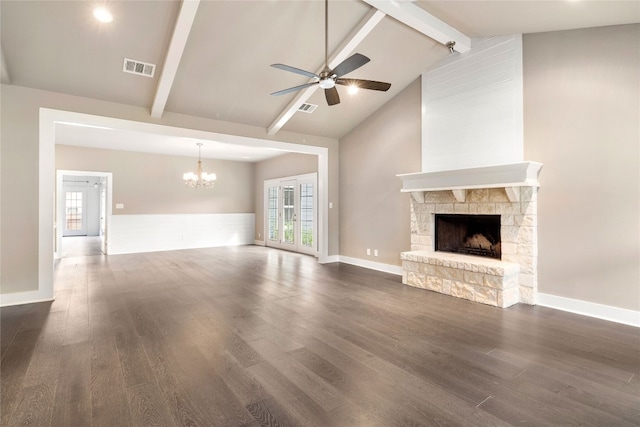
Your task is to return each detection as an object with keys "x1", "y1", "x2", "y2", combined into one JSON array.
[{"x1": 422, "y1": 35, "x2": 524, "y2": 172}]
